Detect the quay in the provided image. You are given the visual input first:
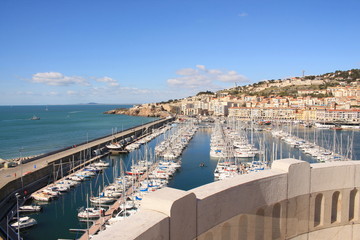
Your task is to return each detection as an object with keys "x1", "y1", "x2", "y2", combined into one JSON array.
[
  {"x1": 0, "y1": 117, "x2": 174, "y2": 240},
  {"x1": 78, "y1": 162, "x2": 160, "y2": 240}
]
